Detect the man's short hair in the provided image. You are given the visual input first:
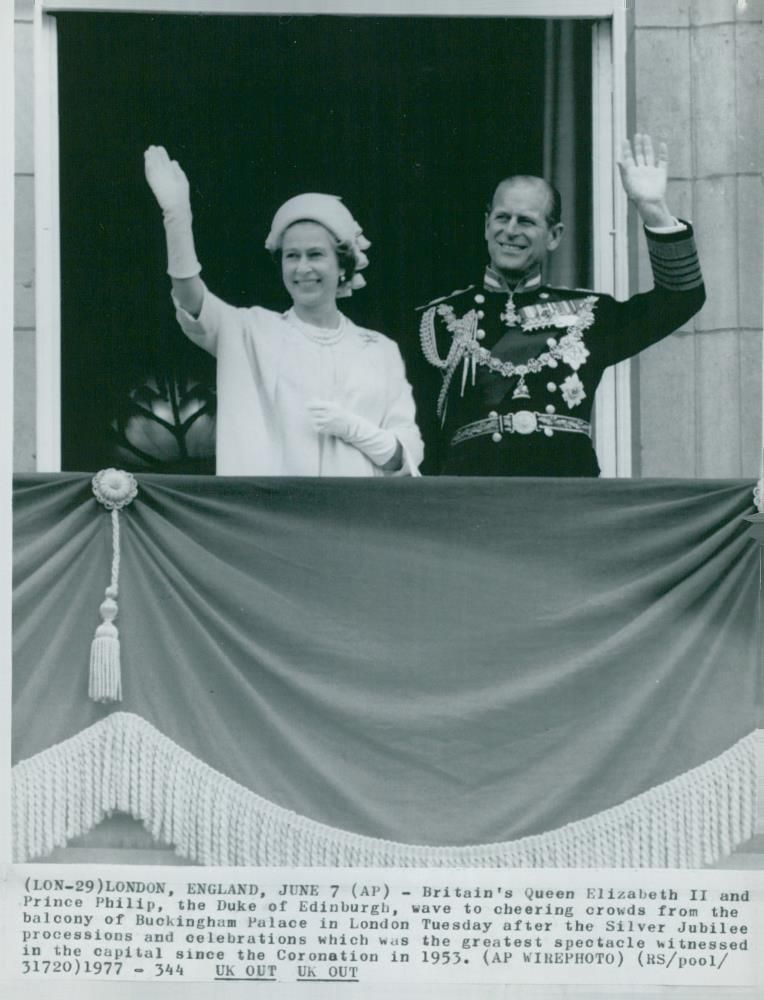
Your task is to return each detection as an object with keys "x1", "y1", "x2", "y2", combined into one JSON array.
[{"x1": 487, "y1": 176, "x2": 563, "y2": 229}]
